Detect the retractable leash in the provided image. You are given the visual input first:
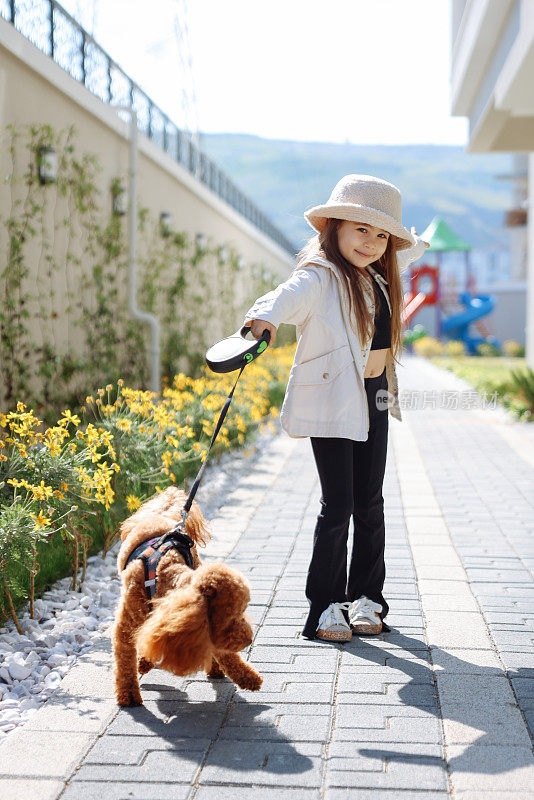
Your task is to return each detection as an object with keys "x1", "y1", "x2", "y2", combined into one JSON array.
[
  {"x1": 126, "y1": 325, "x2": 272, "y2": 601},
  {"x1": 169, "y1": 324, "x2": 272, "y2": 536}
]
